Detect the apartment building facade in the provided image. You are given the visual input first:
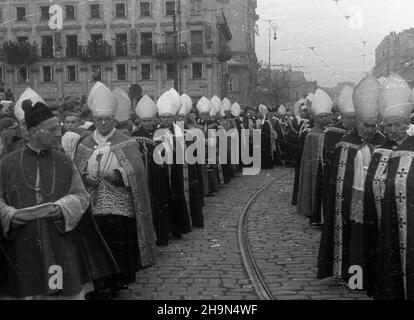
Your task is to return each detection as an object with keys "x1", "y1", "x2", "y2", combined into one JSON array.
[
  {"x1": 373, "y1": 28, "x2": 414, "y2": 87},
  {"x1": 0, "y1": 0, "x2": 258, "y2": 105}
]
